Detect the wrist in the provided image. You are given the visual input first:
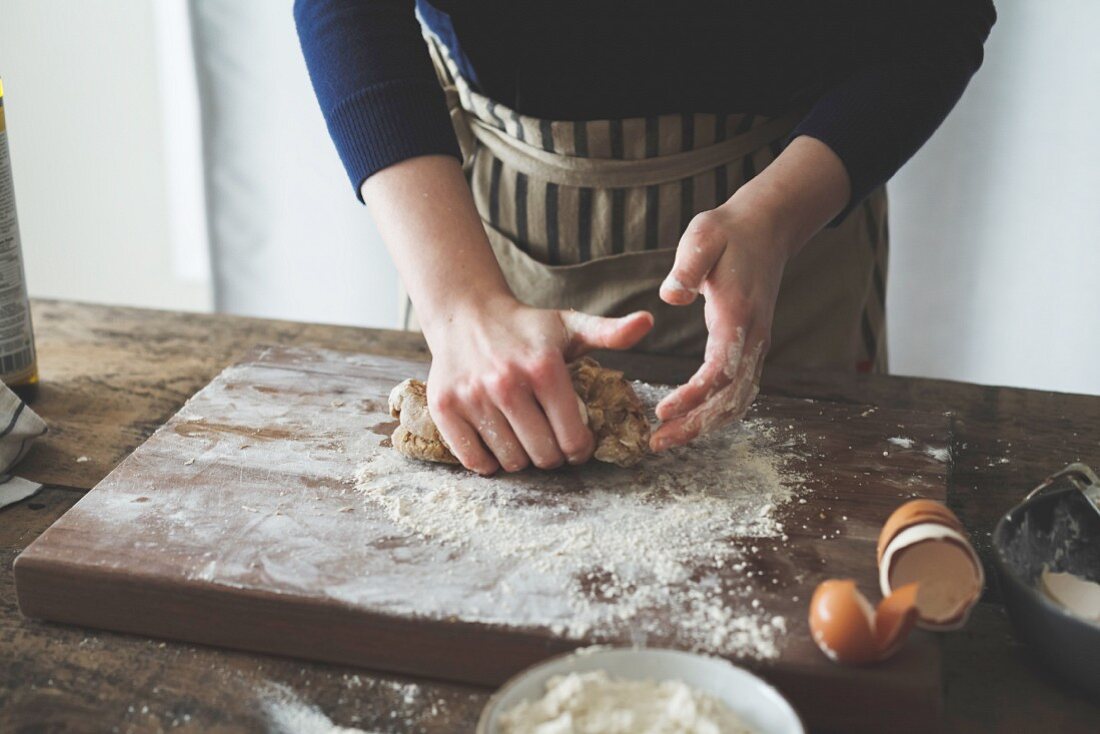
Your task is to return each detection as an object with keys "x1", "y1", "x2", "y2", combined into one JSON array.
[
  {"x1": 720, "y1": 184, "x2": 804, "y2": 261},
  {"x1": 723, "y1": 135, "x2": 850, "y2": 258},
  {"x1": 418, "y1": 286, "x2": 519, "y2": 340}
]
